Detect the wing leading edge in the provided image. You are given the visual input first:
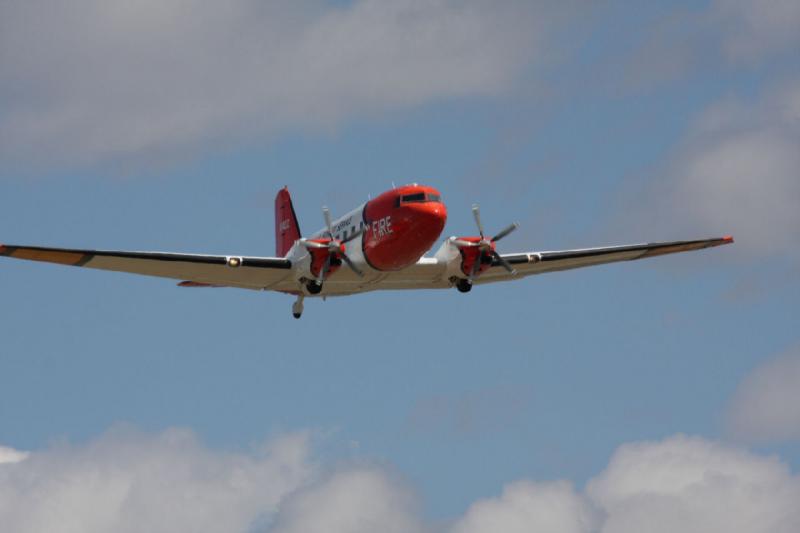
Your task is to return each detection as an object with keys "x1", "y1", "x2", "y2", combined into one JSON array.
[
  {"x1": 2, "y1": 236, "x2": 733, "y2": 291},
  {"x1": 480, "y1": 236, "x2": 733, "y2": 282},
  {"x1": 0, "y1": 244, "x2": 292, "y2": 290}
]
